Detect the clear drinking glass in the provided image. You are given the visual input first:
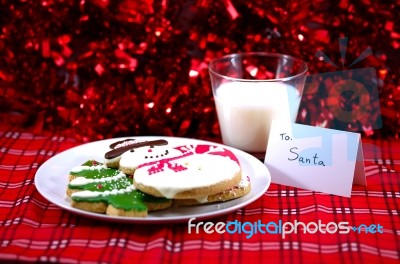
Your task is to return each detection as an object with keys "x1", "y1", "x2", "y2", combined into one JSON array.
[{"x1": 209, "y1": 52, "x2": 308, "y2": 158}]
